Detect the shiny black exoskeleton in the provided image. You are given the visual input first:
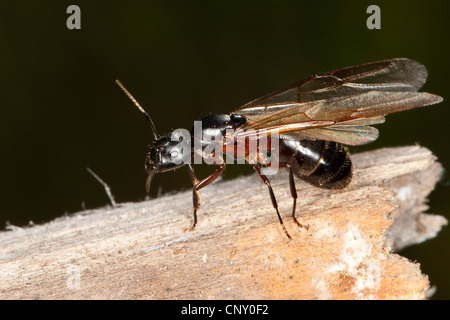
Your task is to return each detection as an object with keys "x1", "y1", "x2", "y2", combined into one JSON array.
[
  {"x1": 279, "y1": 139, "x2": 352, "y2": 190},
  {"x1": 117, "y1": 58, "x2": 442, "y2": 240},
  {"x1": 145, "y1": 114, "x2": 352, "y2": 192},
  {"x1": 144, "y1": 113, "x2": 353, "y2": 240}
]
